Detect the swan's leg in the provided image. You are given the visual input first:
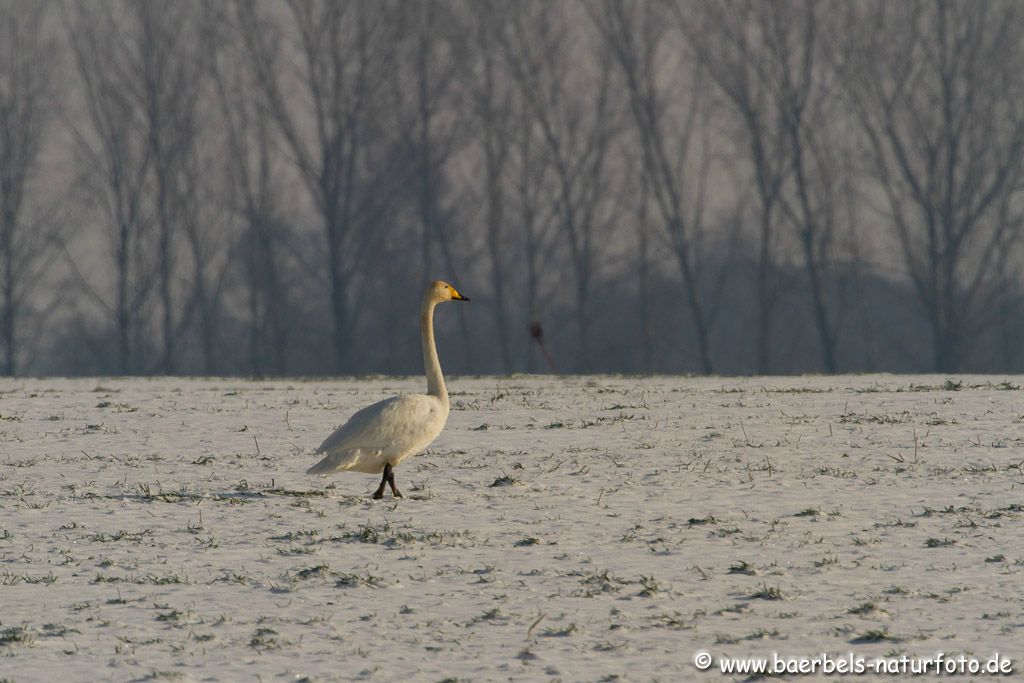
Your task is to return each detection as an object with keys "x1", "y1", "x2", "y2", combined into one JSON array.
[
  {"x1": 386, "y1": 463, "x2": 403, "y2": 498},
  {"x1": 372, "y1": 466, "x2": 388, "y2": 500}
]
